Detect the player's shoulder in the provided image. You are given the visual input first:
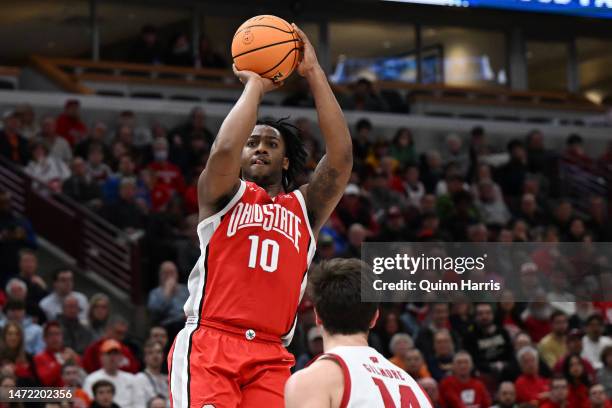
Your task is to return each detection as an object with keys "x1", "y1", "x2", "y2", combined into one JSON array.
[{"x1": 285, "y1": 358, "x2": 344, "y2": 406}]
